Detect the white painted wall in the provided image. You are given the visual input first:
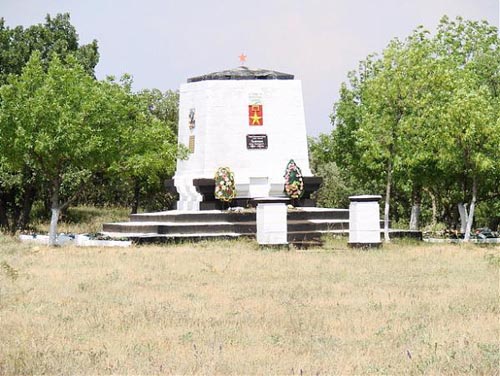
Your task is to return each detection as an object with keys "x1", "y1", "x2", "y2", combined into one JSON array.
[{"x1": 174, "y1": 79, "x2": 312, "y2": 210}]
